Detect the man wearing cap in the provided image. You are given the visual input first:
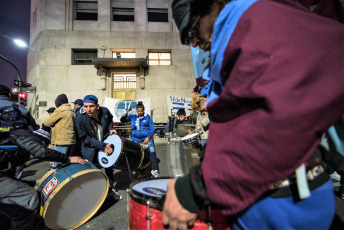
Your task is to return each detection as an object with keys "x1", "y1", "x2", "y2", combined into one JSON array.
[
  {"x1": 44, "y1": 94, "x2": 76, "y2": 168},
  {"x1": 162, "y1": 1, "x2": 344, "y2": 230},
  {"x1": 72, "y1": 99, "x2": 83, "y2": 116},
  {"x1": 75, "y1": 94, "x2": 122, "y2": 200}
]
